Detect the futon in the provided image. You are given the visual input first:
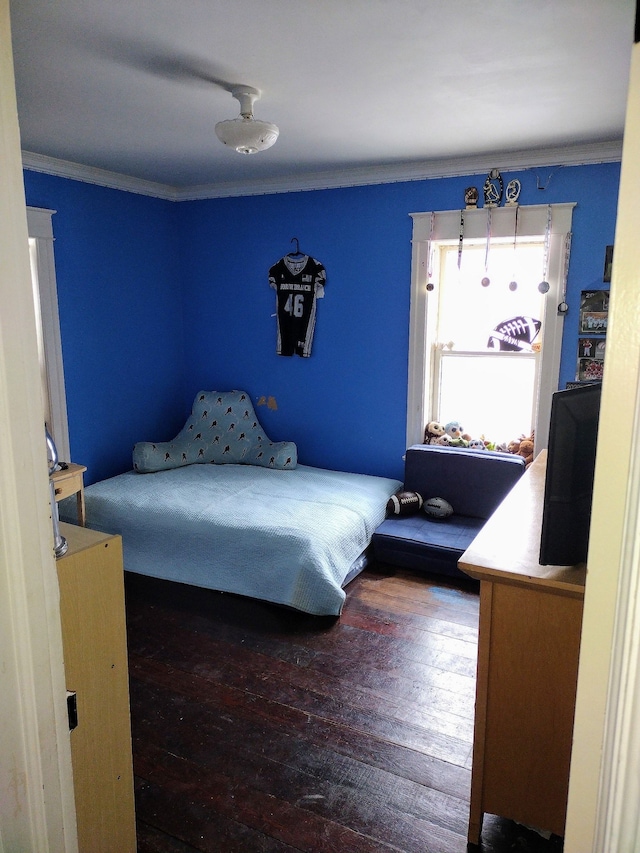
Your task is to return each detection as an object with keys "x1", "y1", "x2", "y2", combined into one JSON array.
[{"x1": 79, "y1": 390, "x2": 401, "y2": 616}]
